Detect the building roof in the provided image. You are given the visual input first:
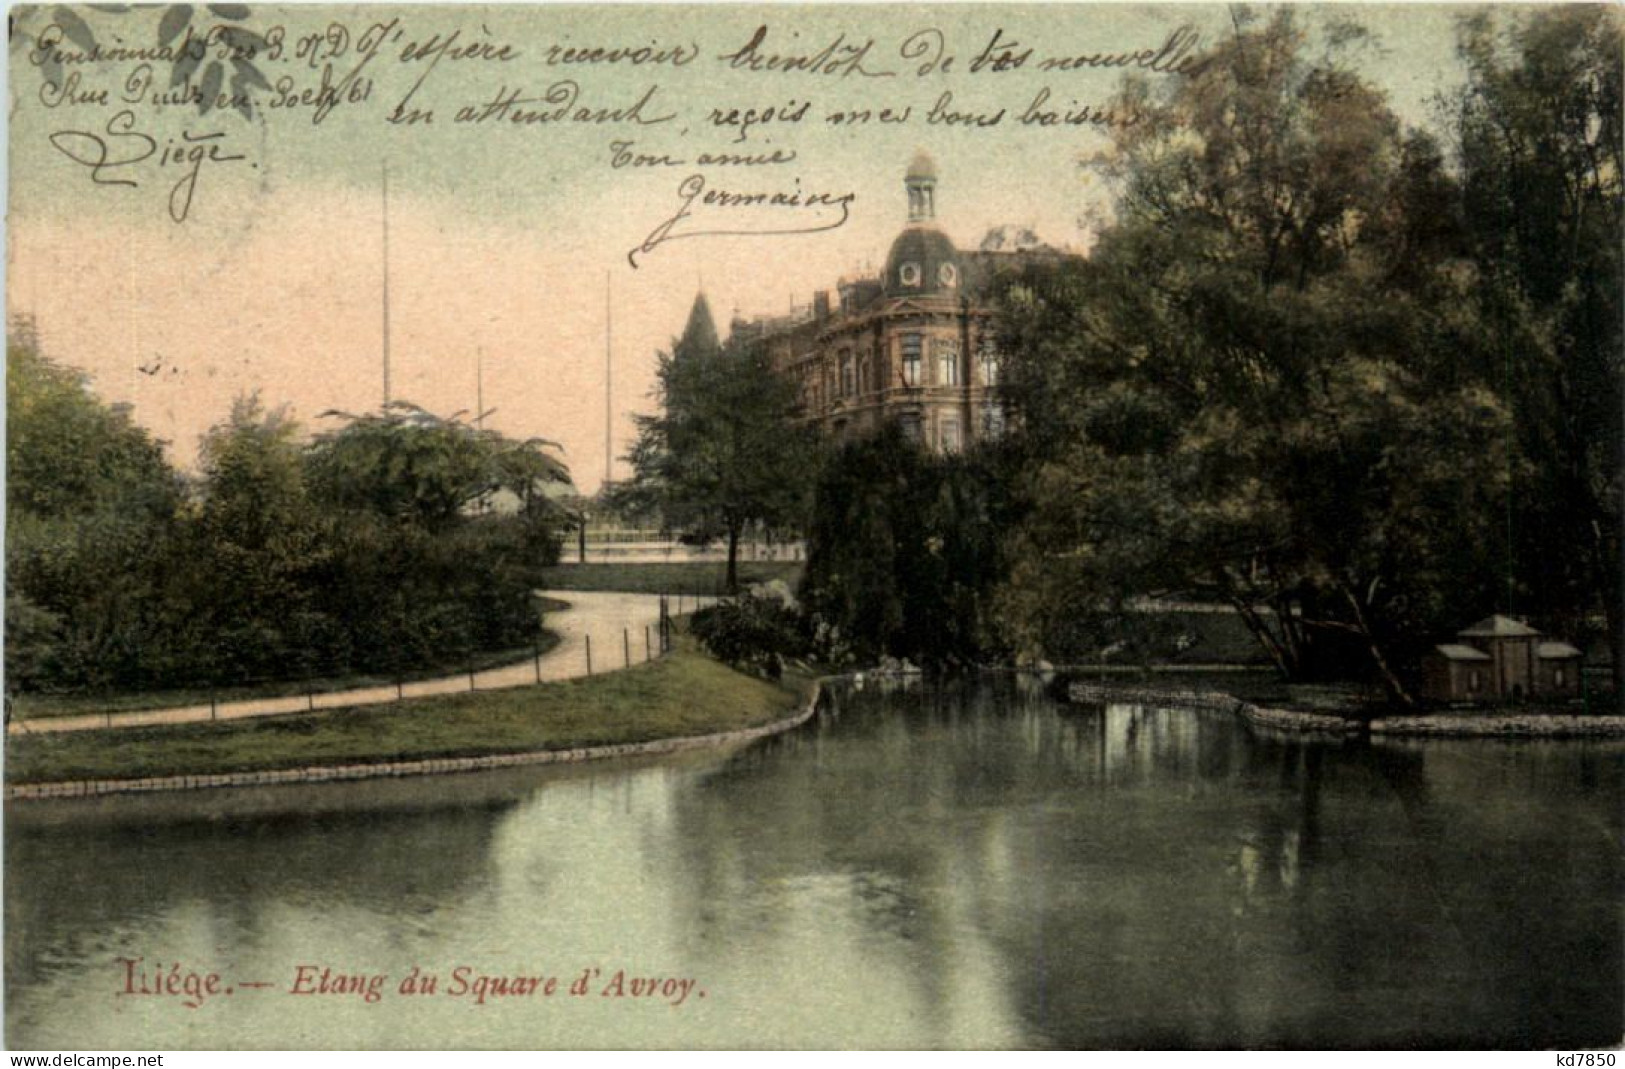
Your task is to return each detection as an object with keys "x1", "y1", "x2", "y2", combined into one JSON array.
[
  {"x1": 1536, "y1": 641, "x2": 1584, "y2": 659},
  {"x1": 906, "y1": 150, "x2": 938, "y2": 181},
  {"x1": 678, "y1": 292, "x2": 720, "y2": 357},
  {"x1": 1458, "y1": 614, "x2": 1541, "y2": 639},
  {"x1": 884, "y1": 226, "x2": 961, "y2": 296},
  {"x1": 1433, "y1": 644, "x2": 1492, "y2": 662}
]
